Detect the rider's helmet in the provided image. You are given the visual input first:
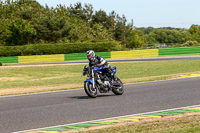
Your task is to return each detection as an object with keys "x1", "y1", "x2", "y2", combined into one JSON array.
[{"x1": 86, "y1": 50, "x2": 95, "y2": 61}]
